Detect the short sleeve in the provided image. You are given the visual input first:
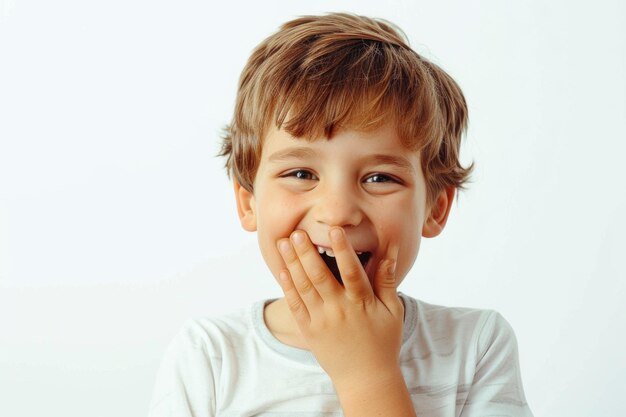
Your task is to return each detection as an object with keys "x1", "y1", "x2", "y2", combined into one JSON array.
[
  {"x1": 459, "y1": 311, "x2": 533, "y2": 417},
  {"x1": 148, "y1": 320, "x2": 218, "y2": 417}
]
